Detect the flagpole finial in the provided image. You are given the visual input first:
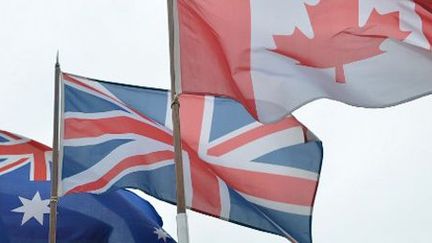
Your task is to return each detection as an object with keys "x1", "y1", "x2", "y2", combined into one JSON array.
[{"x1": 56, "y1": 50, "x2": 60, "y2": 67}]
